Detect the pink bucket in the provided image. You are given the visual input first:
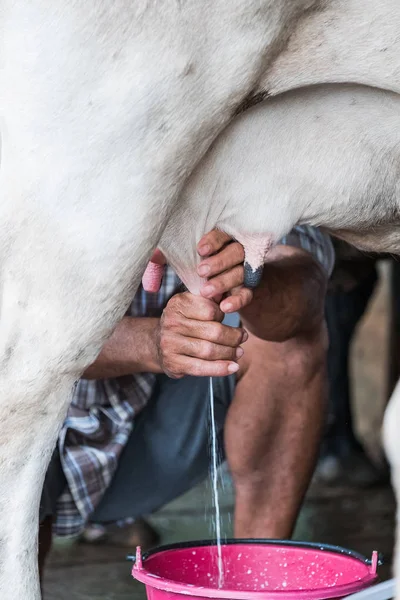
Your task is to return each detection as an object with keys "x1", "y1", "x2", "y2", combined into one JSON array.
[{"x1": 131, "y1": 540, "x2": 379, "y2": 600}]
